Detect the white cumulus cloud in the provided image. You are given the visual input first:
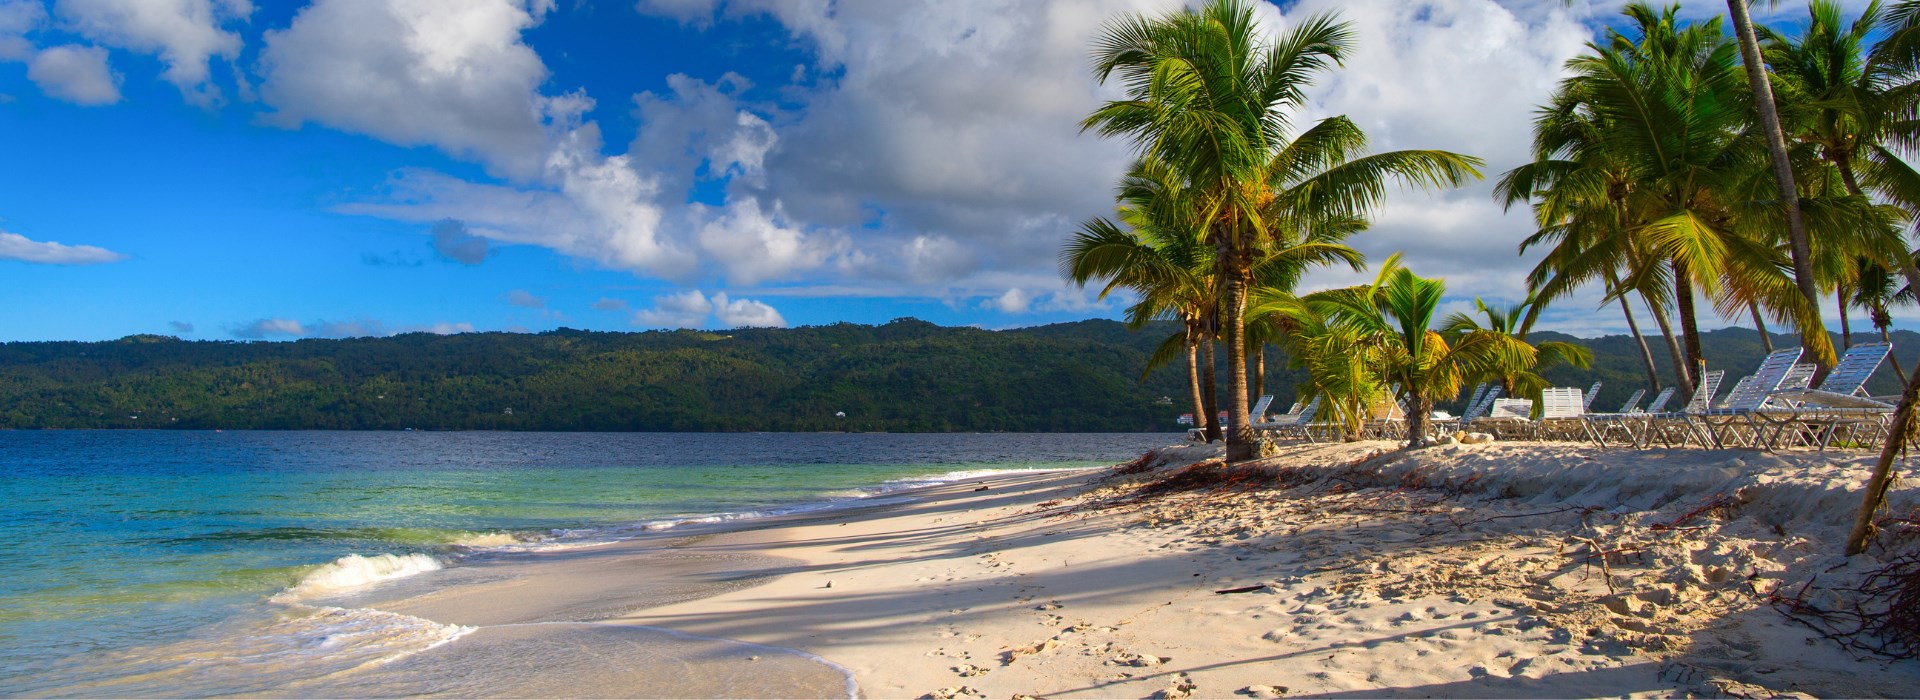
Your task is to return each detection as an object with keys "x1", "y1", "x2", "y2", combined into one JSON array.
[
  {"x1": 630, "y1": 289, "x2": 785, "y2": 328},
  {"x1": 337, "y1": 138, "x2": 695, "y2": 279},
  {"x1": 632, "y1": 289, "x2": 713, "y2": 328},
  {"x1": 693, "y1": 196, "x2": 842, "y2": 285},
  {"x1": 987, "y1": 288, "x2": 1032, "y2": 314},
  {"x1": 0, "y1": 228, "x2": 127, "y2": 264},
  {"x1": 27, "y1": 44, "x2": 120, "y2": 105},
  {"x1": 258, "y1": 0, "x2": 563, "y2": 180},
  {"x1": 54, "y1": 0, "x2": 249, "y2": 105},
  {"x1": 712, "y1": 292, "x2": 785, "y2": 327}
]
